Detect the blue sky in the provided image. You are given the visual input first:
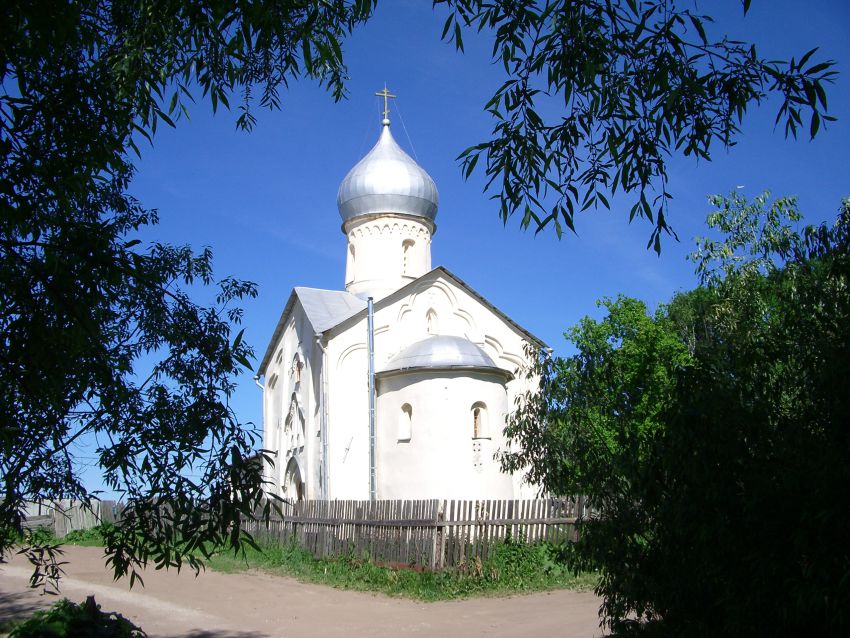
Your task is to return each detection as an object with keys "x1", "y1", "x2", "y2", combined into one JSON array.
[{"x1": 126, "y1": 0, "x2": 849, "y2": 443}]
